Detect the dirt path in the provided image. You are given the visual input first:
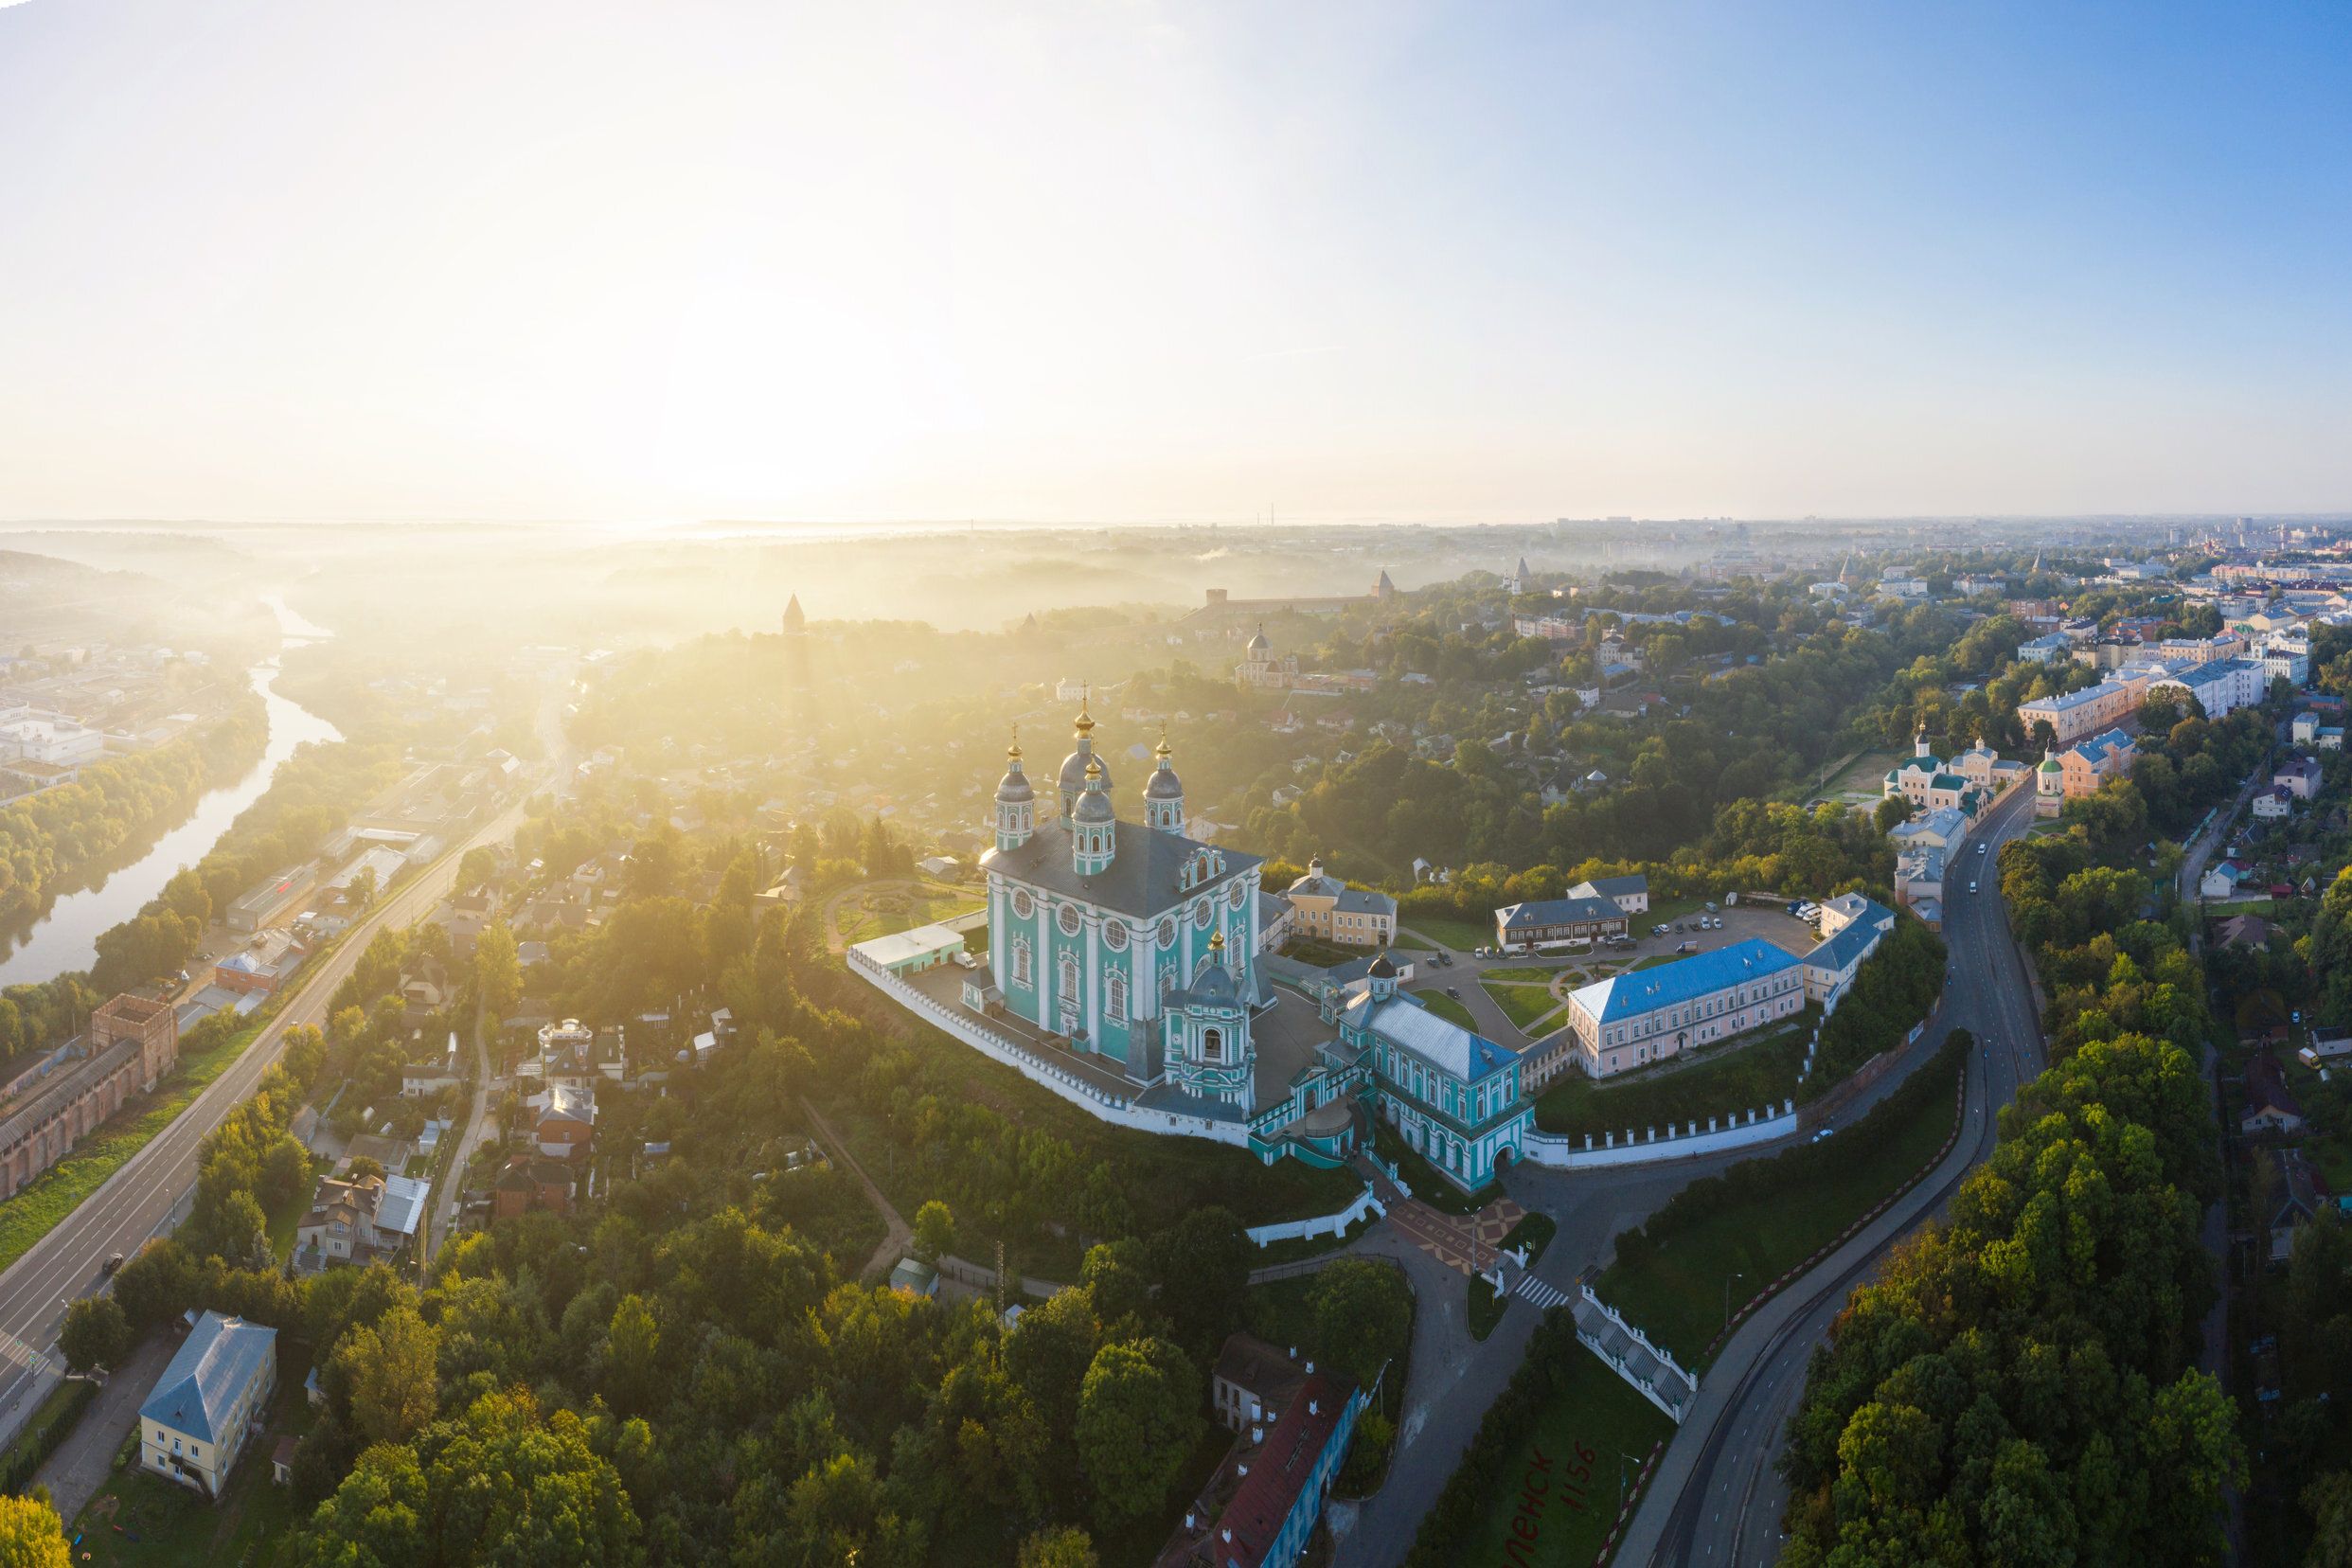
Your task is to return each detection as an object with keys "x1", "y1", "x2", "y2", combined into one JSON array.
[
  {"x1": 35, "y1": 1331, "x2": 175, "y2": 1523},
  {"x1": 800, "y1": 1097, "x2": 912, "y2": 1283}
]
